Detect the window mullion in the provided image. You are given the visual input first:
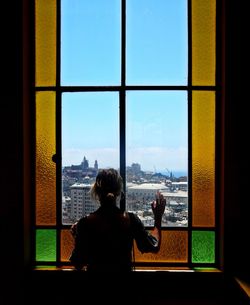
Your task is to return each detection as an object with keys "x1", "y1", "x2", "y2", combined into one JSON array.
[
  {"x1": 120, "y1": 0, "x2": 126, "y2": 211},
  {"x1": 56, "y1": 0, "x2": 62, "y2": 265}
]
